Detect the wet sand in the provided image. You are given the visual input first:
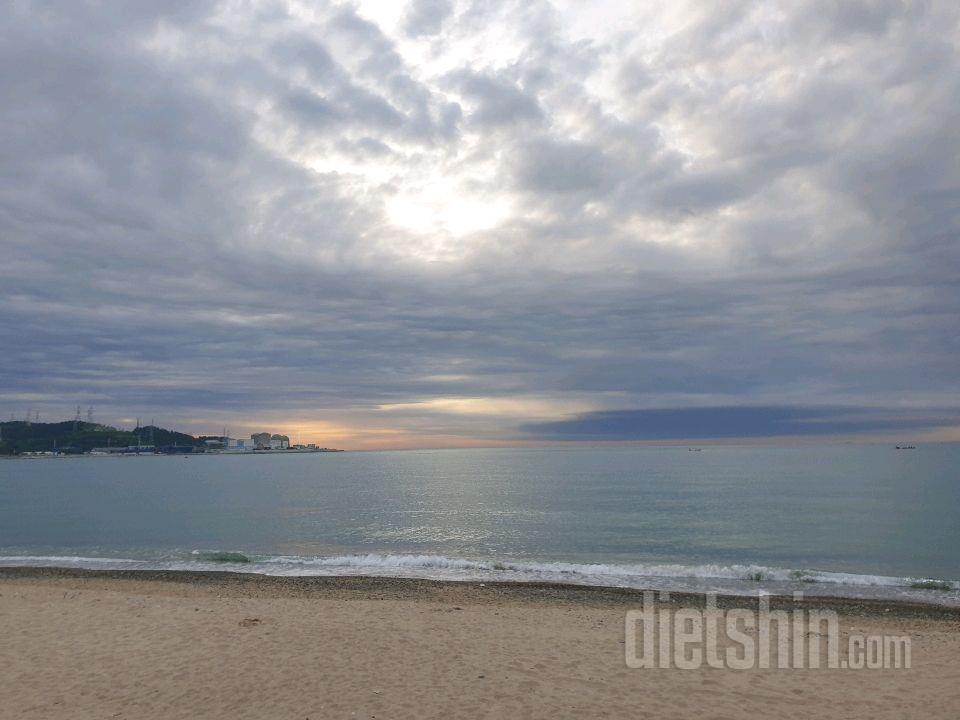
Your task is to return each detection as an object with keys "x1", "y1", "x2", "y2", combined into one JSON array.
[{"x1": 1, "y1": 568, "x2": 959, "y2": 719}]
